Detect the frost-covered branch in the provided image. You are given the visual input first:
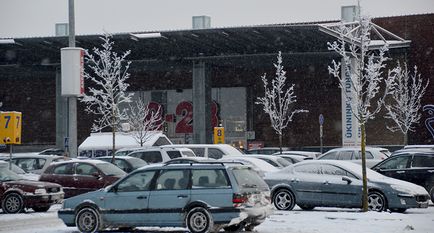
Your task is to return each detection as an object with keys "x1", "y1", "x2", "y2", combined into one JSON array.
[
  {"x1": 81, "y1": 34, "x2": 133, "y2": 133},
  {"x1": 126, "y1": 99, "x2": 164, "y2": 147},
  {"x1": 256, "y1": 51, "x2": 308, "y2": 143},
  {"x1": 327, "y1": 16, "x2": 393, "y2": 124},
  {"x1": 384, "y1": 63, "x2": 429, "y2": 140}
]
